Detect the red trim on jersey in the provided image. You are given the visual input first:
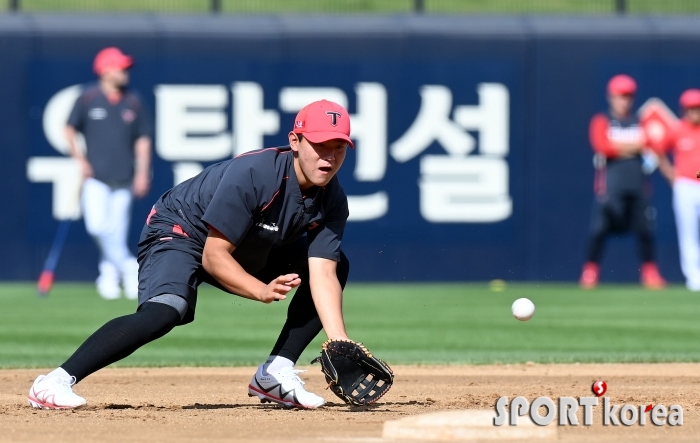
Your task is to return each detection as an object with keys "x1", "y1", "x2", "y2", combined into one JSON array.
[
  {"x1": 146, "y1": 207, "x2": 156, "y2": 225},
  {"x1": 106, "y1": 91, "x2": 123, "y2": 105},
  {"x1": 261, "y1": 176, "x2": 290, "y2": 212},
  {"x1": 233, "y1": 147, "x2": 288, "y2": 159},
  {"x1": 173, "y1": 224, "x2": 189, "y2": 237},
  {"x1": 82, "y1": 86, "x2": 101, "y2": 104},
  {"x1": 261, "y1": 189, "x2": 281, "y2": 212},
  {"x1": 589, "y1": 114, "x2": 618, "y2": 158}
]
